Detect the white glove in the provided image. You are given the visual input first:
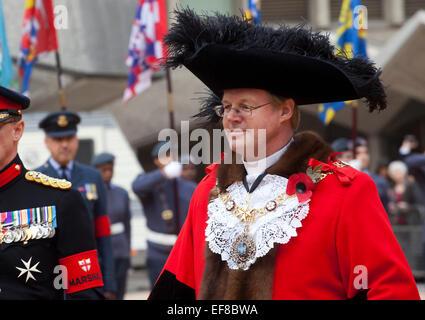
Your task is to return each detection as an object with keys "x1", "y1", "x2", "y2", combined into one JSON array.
[
  {"x1": 163, "y1": 161, "x2": 182, "y2": 179},
  {"x1": 399, "y1": 146, "x2": 411, "y2": 156},
  {"x1": 349, "y1": 159, "x2": 362, "y2": 171}
]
